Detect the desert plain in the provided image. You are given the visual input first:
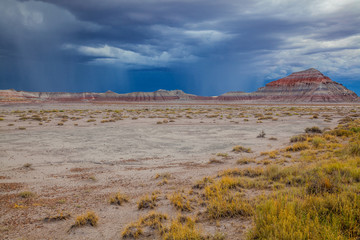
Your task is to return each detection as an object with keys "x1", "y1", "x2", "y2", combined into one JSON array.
[{"x1": 1, "y1": 102, "x2": 359, "y2": 239}]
